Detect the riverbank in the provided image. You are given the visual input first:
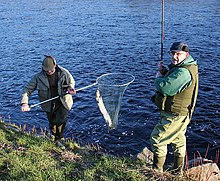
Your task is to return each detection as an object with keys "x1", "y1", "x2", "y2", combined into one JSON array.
[
  {"x1": 1, "y1": 0, "x2": 220, "y2": 159},
  {"x1": 1, "y1": 119, "x2": 219, "y2": 180}
]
